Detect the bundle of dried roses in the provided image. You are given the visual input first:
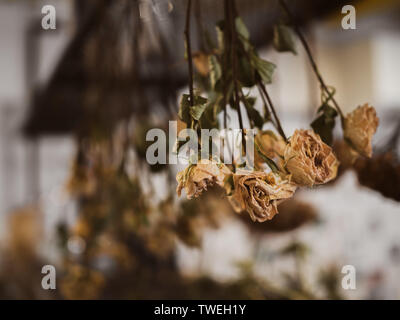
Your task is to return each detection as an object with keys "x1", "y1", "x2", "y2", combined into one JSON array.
[{"x1": 175, "y1": 0, "x2": 379, "y2": 223}]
